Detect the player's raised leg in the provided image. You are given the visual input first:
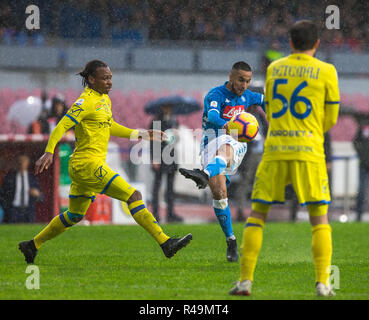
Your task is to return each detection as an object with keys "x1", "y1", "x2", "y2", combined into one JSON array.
[
  {"x1": 103, "y1": 175, "x2": 192, "y2": 258},
  {"x1": 181, "y1": 143, "x2": 238, "y2": 262},
  {"x1": 207, "y1": 144, "x2": 239, "y2": 262},
  {"x1": 19, "y1": 196, "x2": 91, "y2": 264}
]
